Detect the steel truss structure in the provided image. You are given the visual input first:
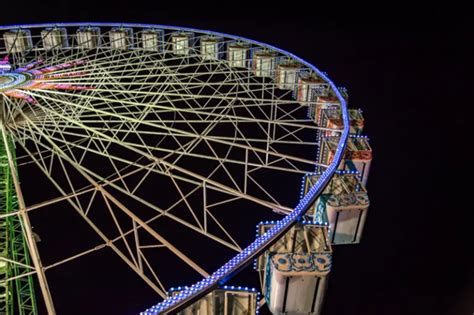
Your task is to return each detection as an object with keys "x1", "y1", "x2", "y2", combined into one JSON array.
[{"x1": 0, "y1": 23, "x2": 351, "y2": 314}]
